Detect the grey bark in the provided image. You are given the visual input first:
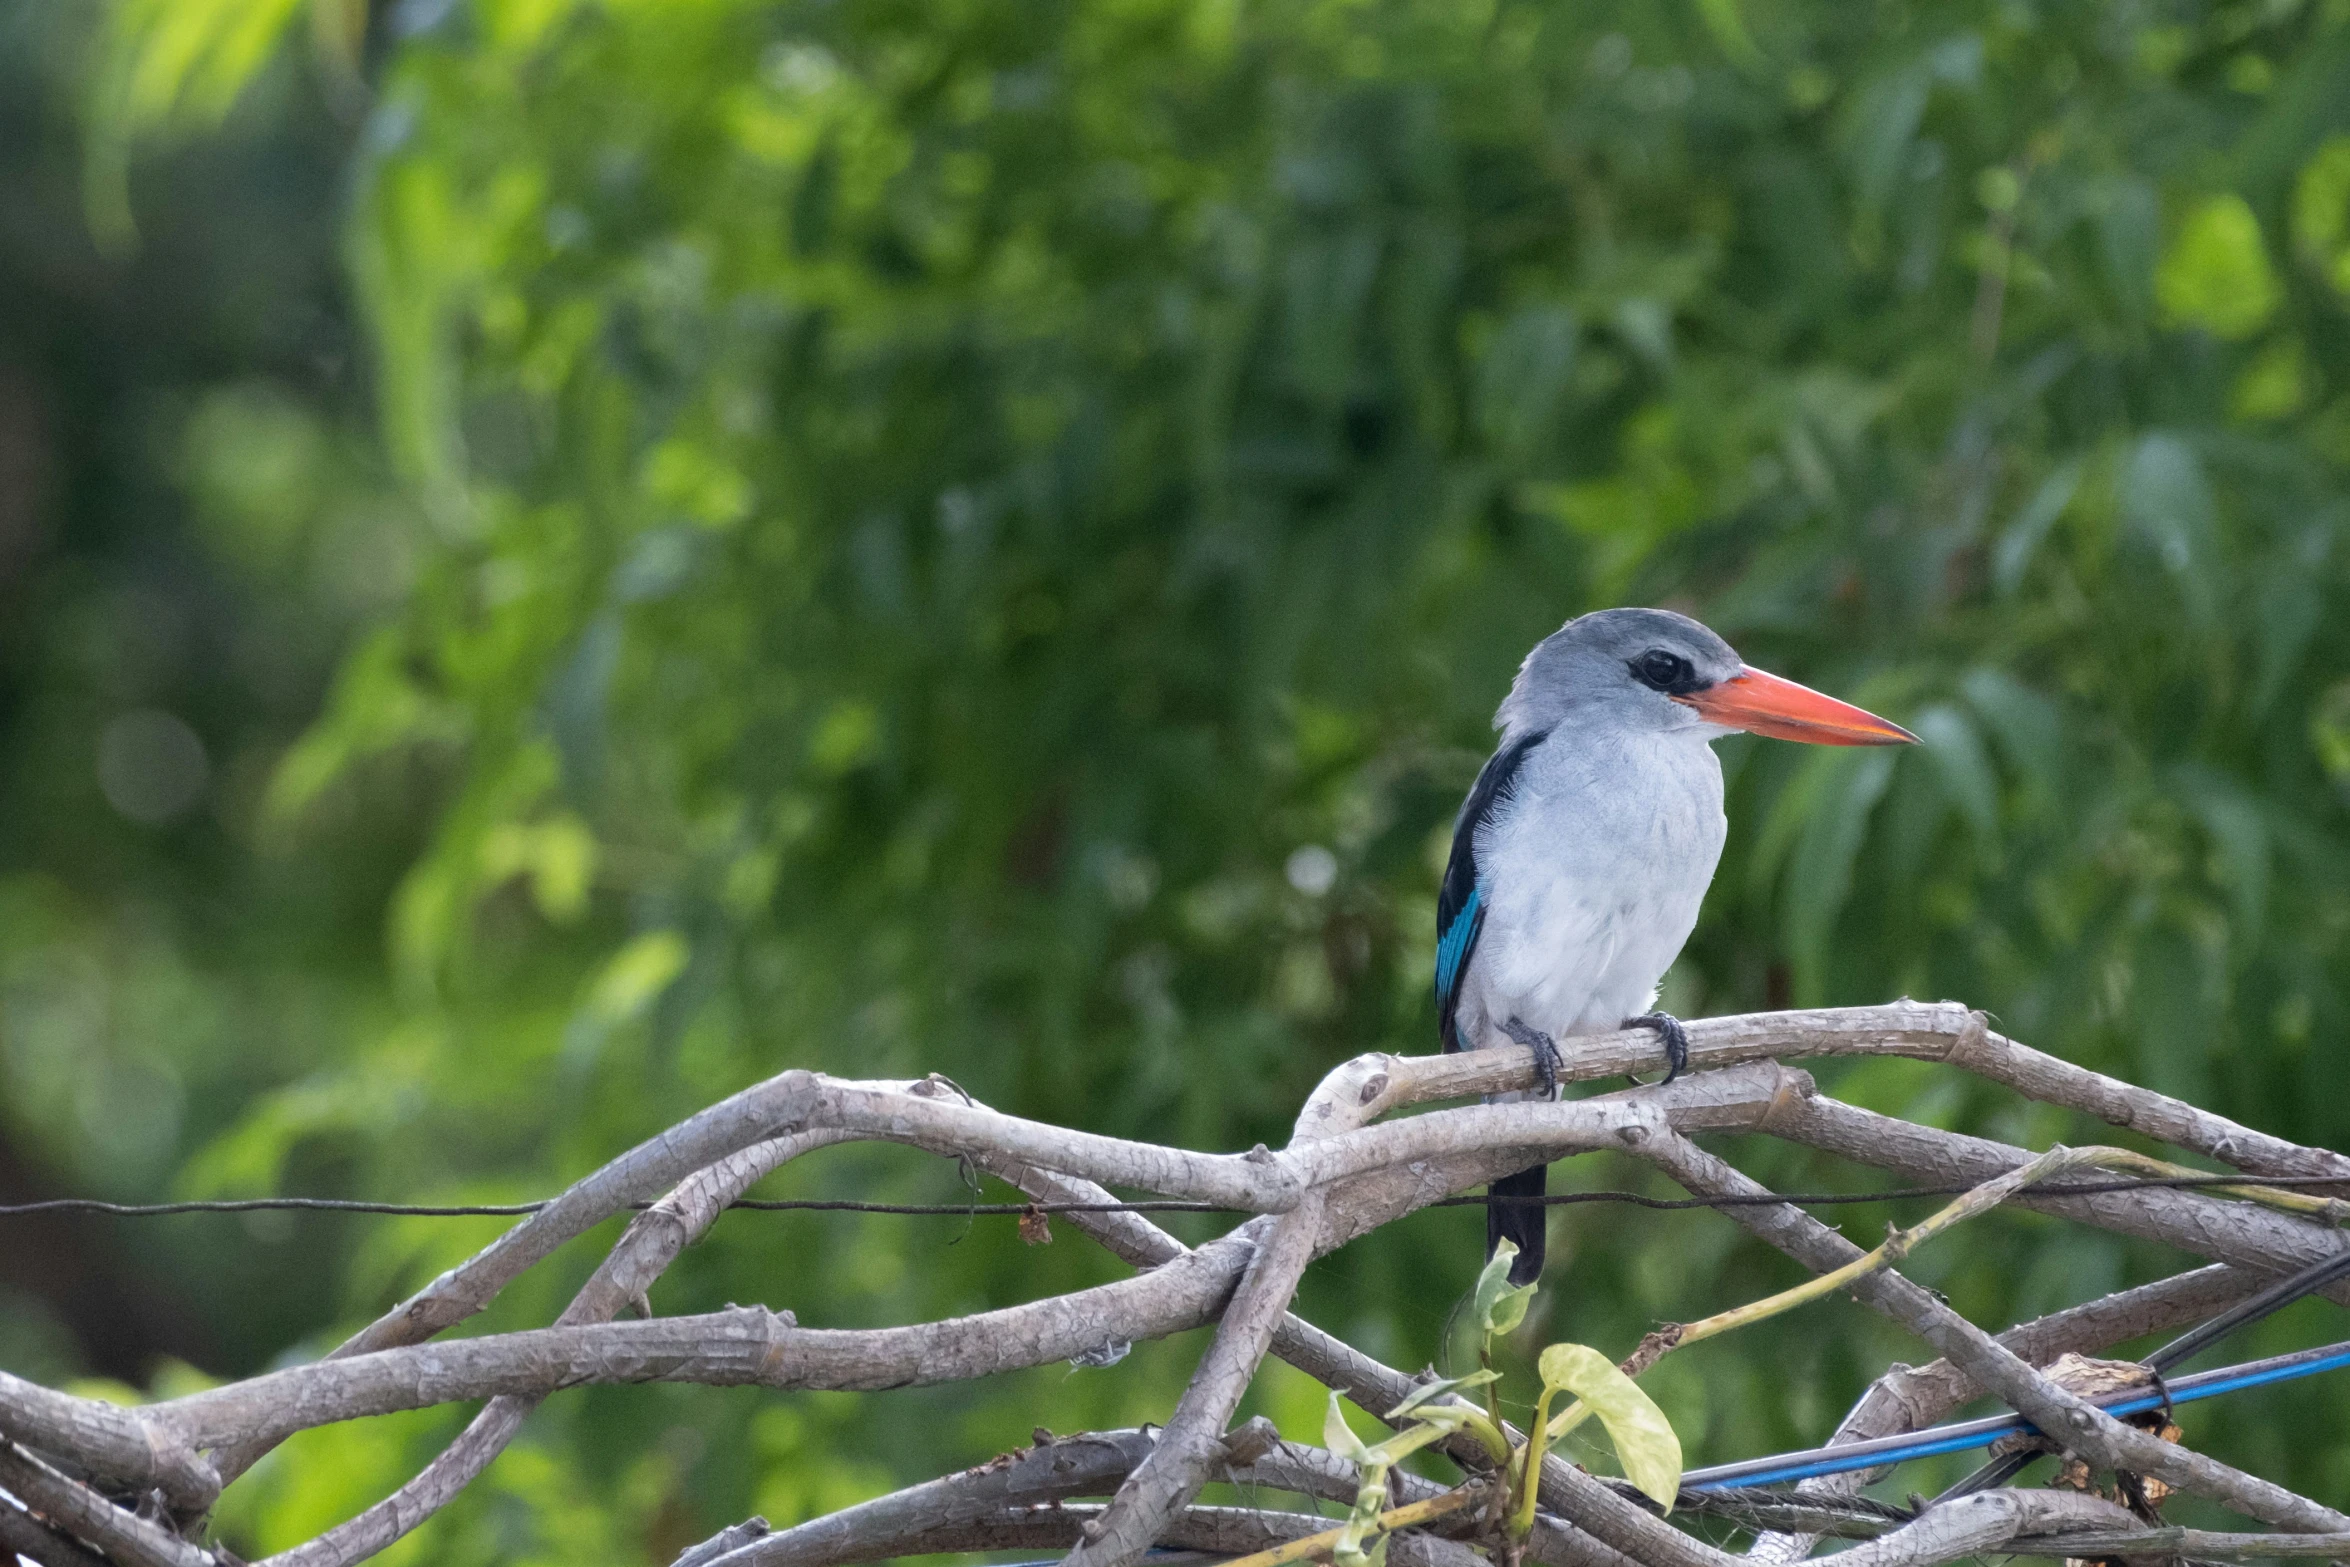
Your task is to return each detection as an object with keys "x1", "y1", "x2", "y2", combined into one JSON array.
[{"x1": 1813, "y1": 1489, "x2": 2137, "y2": 1567}]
